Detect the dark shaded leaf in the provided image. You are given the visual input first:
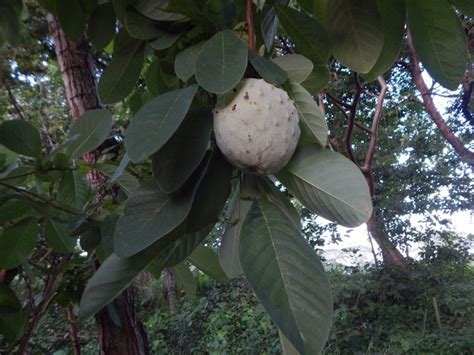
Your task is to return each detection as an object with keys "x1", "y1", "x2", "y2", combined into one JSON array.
[{"x1": 0, "y1": 120, "x2": 42, "y2": 157}]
